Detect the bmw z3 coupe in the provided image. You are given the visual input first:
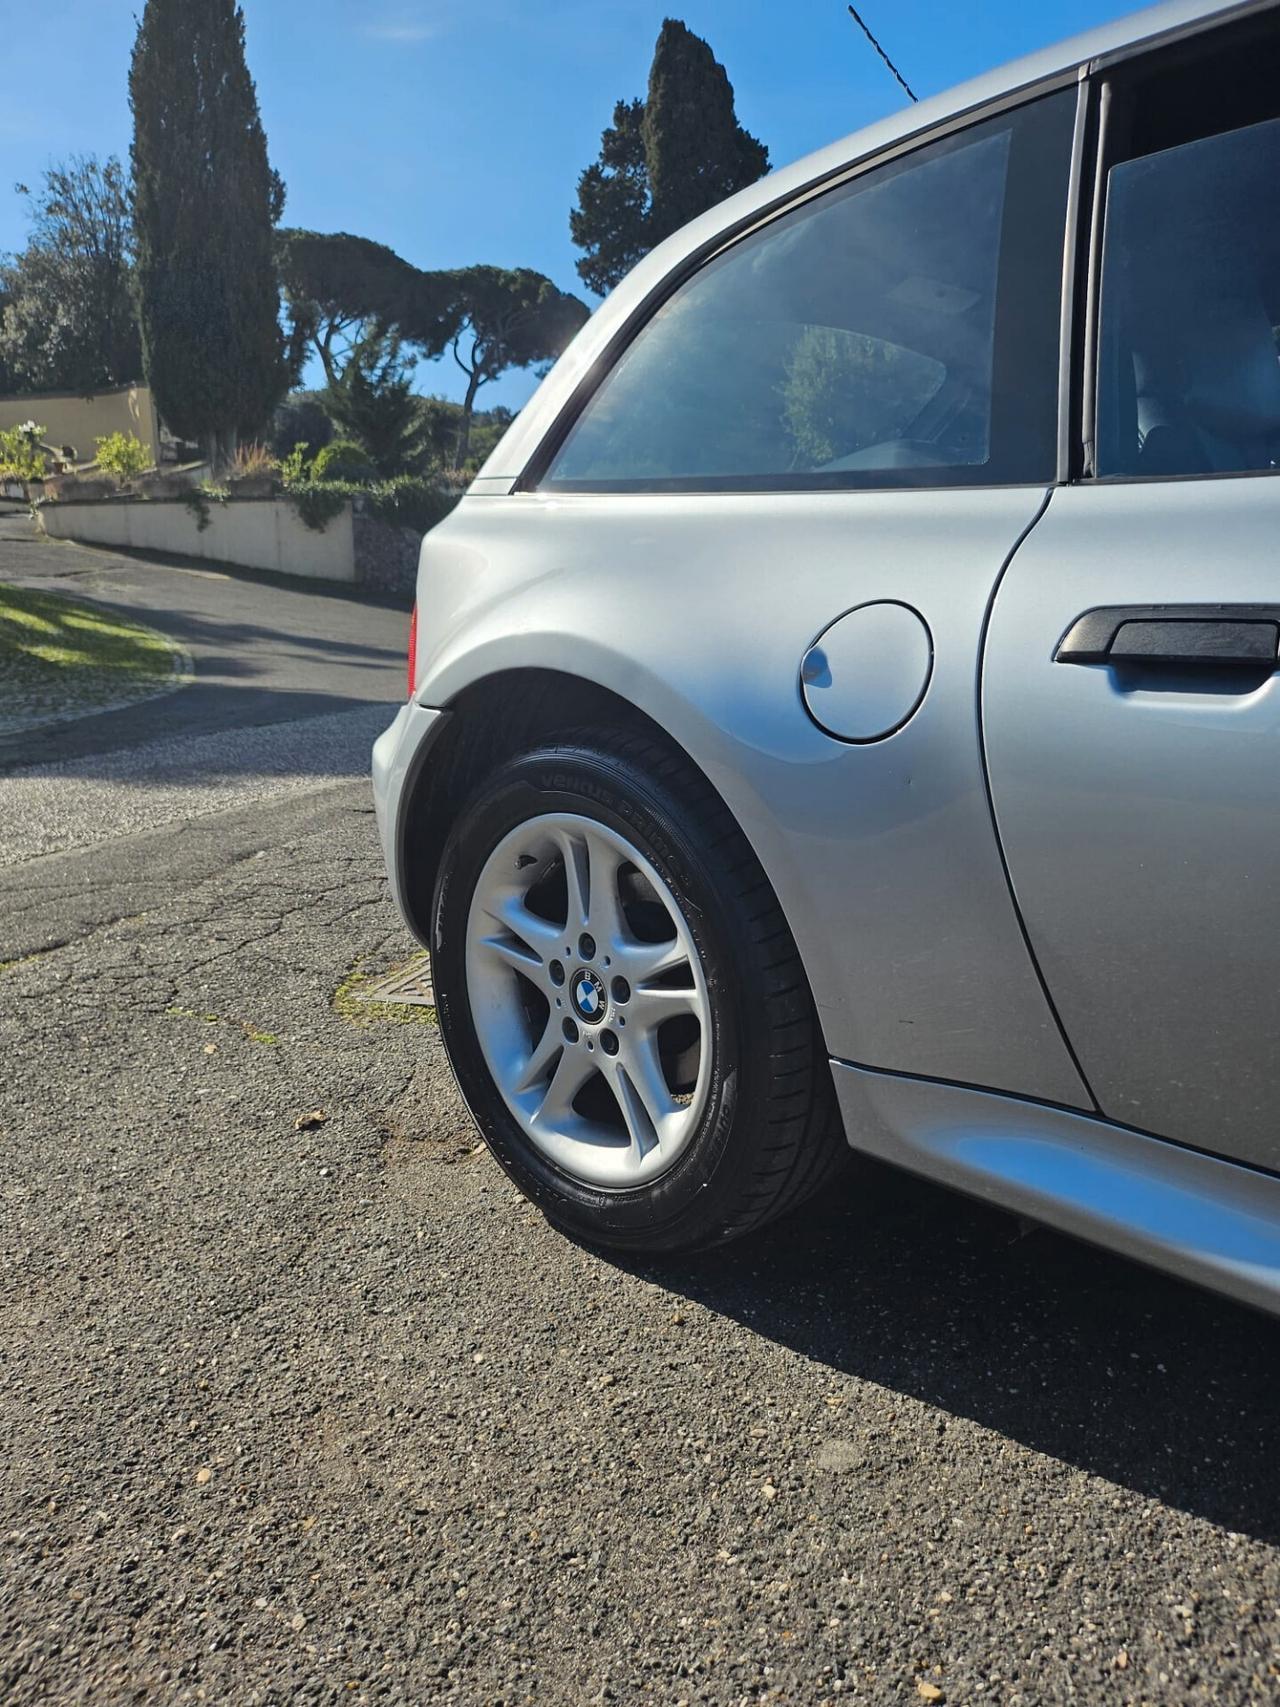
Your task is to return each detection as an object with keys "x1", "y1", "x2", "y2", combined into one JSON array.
[{"x1": 374, "y1": 0, "x2": 1280, "y2": 1314}]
